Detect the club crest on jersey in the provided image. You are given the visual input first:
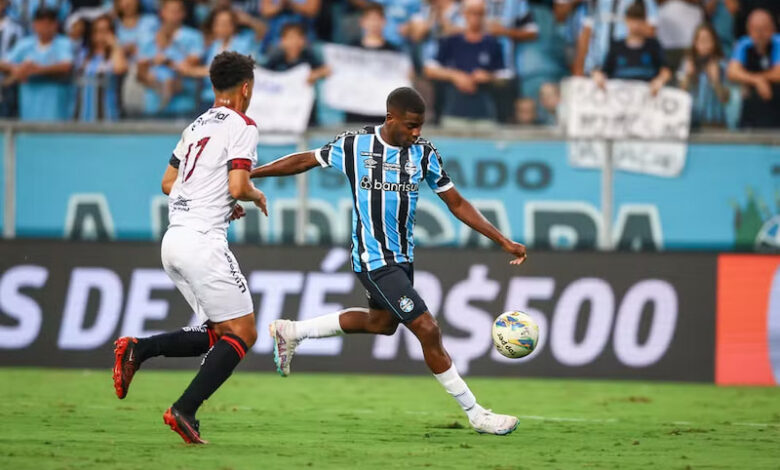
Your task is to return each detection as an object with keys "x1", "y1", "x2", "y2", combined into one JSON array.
[
  {"x1": 363, "y1": 158, "x2": 378, "y2": 169},
  {"x1": 399, "y1": 296, "x2": 415, "y2": 313},
  {"x1": 404, "y1": 161, "x2": 417, "y2": 176}
]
